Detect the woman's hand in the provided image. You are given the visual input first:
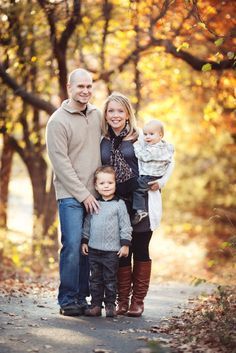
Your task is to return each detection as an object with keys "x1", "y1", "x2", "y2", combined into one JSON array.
[{"x1": 148, "y1": 180, "x2": 160, "y2": 191}]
